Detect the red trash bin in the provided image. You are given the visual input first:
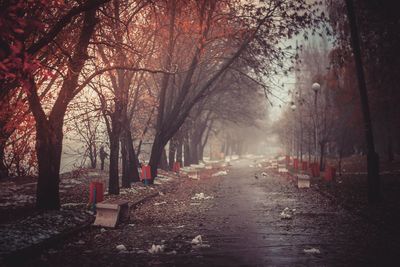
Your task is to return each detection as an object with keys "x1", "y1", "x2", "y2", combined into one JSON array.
[
  {"x1": 173, "y1": 162, "x2": 181, "y2": 173},
  {"x1": 293, "y1": 159, "x2": 299, "y2": 170},
  {"x1": 325, "y1": 166, "x2": 336, "y2": 181},
  {"x1": 141, "y1": 165, "x2": 152, "y2": 184},
  {"x1": 89, "y1": 182, "x2": 104, "y2": 204}
]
